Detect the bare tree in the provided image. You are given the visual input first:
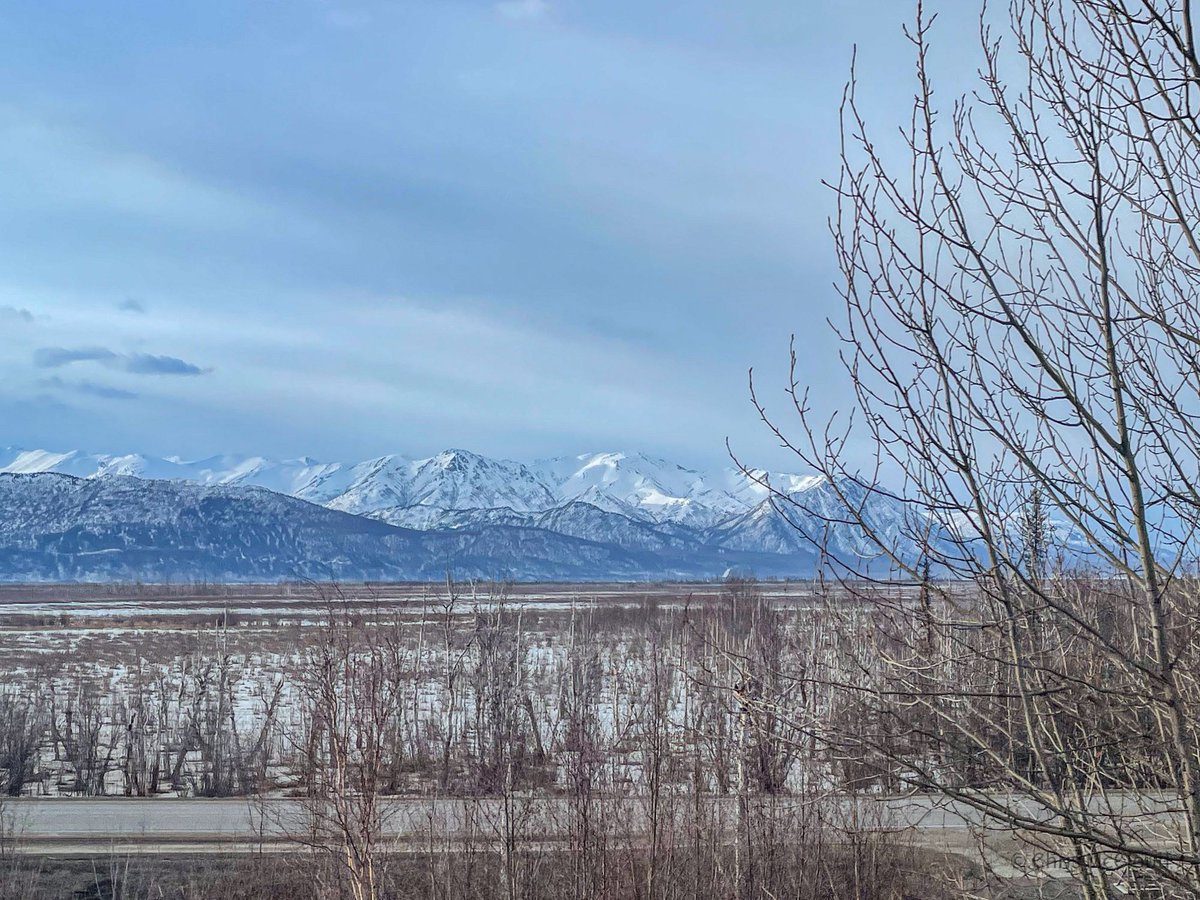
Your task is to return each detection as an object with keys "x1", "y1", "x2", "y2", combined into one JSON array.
[
  {"x1": 291, "y1": 588, "x2": 408, "y2": 900},
  {"x1": 752, "y1": 0, "x2": 1200, "y2": 894},
  {"x1": 47, "y1": 677, "x2": 112, "y2": 796},
  {"x1": 0, "y1": 691, "x2": 44, "y2": 797}
]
